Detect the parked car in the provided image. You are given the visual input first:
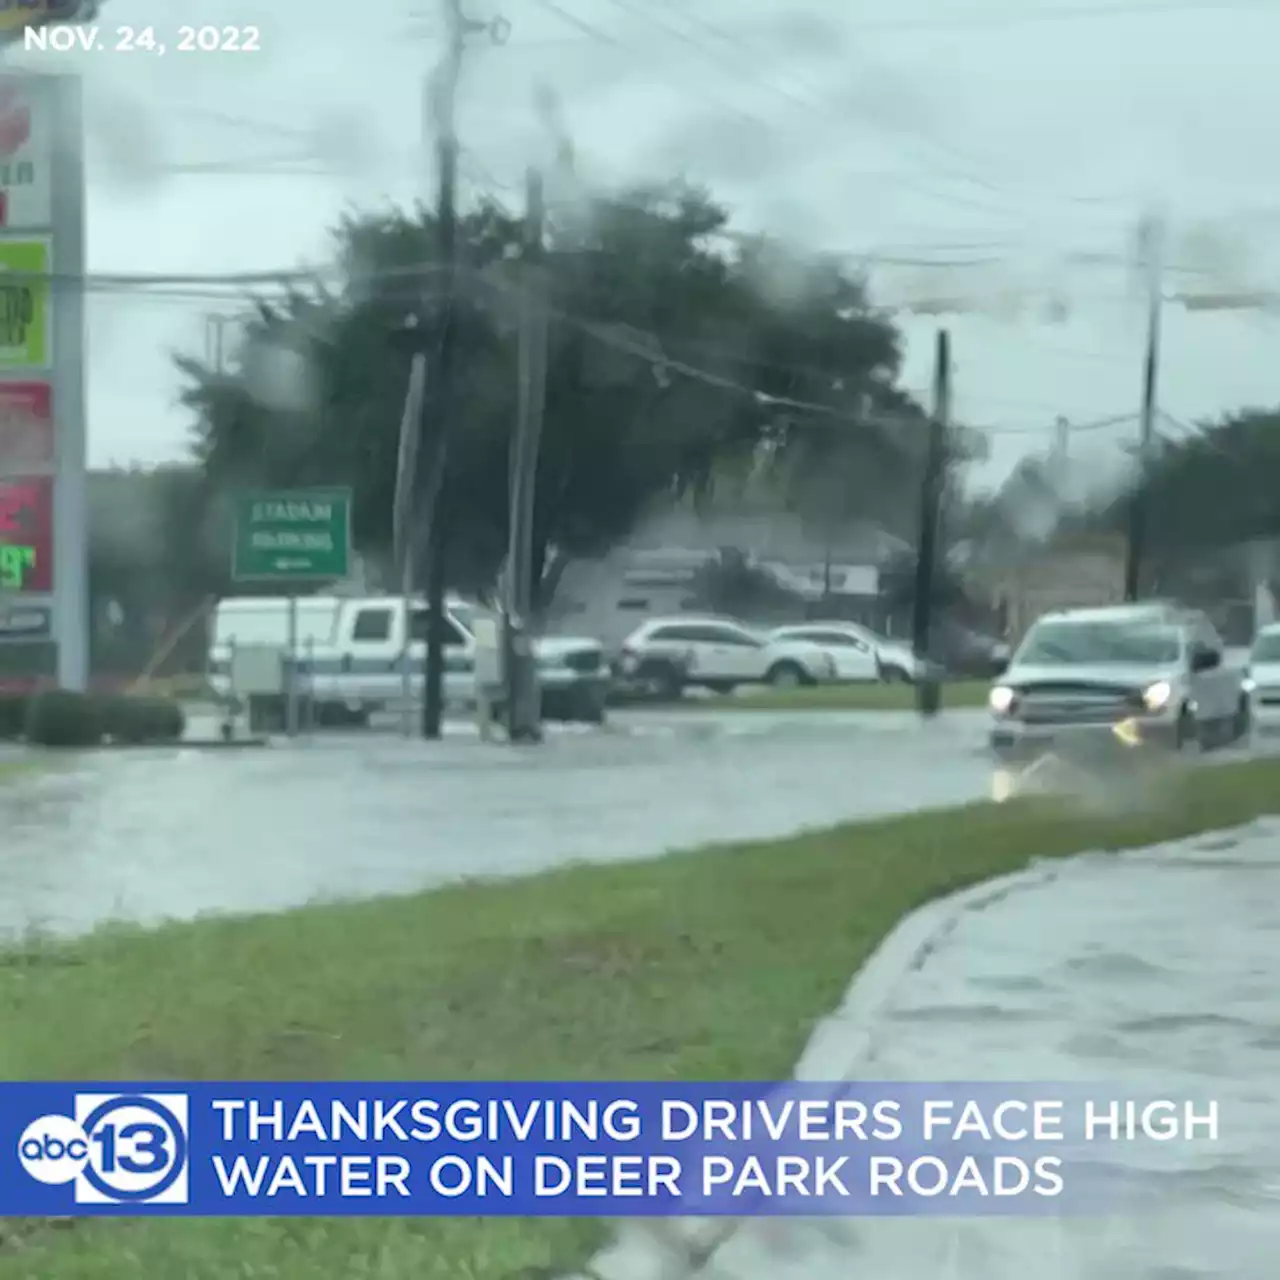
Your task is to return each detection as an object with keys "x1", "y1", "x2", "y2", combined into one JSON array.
[
  {"x1": 1243, "y1": 621, "x2": 1280, "y2": 733},
  {"x1": 769, "y1": 621, "x2": 924, "y2": 682},
  {"x1": 934, "y1": 621, "x2": 1011, "y2": 678},
  {"x1": 617, "y1": 616, "x2": 837, "y2": 696},
  {"x1": 608, "y1": 644, "x2": 693, "y2": 703},
  {"x1": 207, "y1": 594, "x2": 610, "y2": 724},
  {"x1": 988, "y1": 602, "x2": 1248, "y2": 756}
]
